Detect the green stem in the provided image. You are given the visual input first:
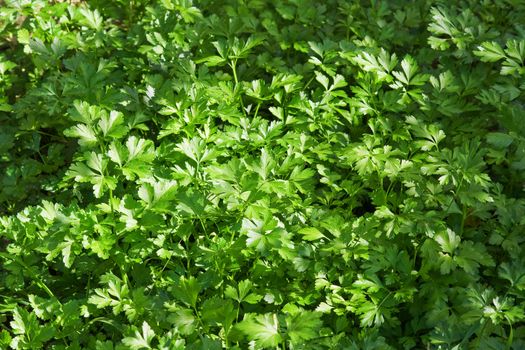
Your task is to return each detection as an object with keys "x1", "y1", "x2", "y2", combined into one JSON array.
[
  {"x1": 473, "y1": 319, "x2": 487, "y2": 349},
  {"x1": 377, "y1": 291, "x2": 393, "y2": 310},
  {"x1": 127, "y1": 0, "x2": 134, "y2": 28},
  {"x1": 385, "y1": 180, "x2": 394, "y2": 198},
  {"x1": 254, "y1": 102, "x2": 261, "y2": 118},
  {"x1": 198, "y1": 216, "x2": 208, "y2": 239},
  {"x1": 460, "y1": 204, "x2": 468, "y2": 234},
  {"x1": 0, "y1": 252, "x2": 60, "y2": 304},
  {"x1": 230, "y1": 59, "x2": 246, "y2": 115},
  {"x1": 505, "y1": 316, "x2": 514, "y2": 350},
  {"x1": 230, "y1": 59, "x2": 239, "y2": 85},
  {"x1": 304, "y1": 74, "x2": 316, "y2": 90},
  {"x1": 444, "y1": 174, "x2": 464, "y2": 216},
  {"x1": 87, "y1": 317, "x2": 125, "y2": 332},
  {"x1": 412, "y1": 244, "x2": 419, "y2": 270},
  {"x1": 109, "y1": 187, "x2": 115, "y2": 212}
]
